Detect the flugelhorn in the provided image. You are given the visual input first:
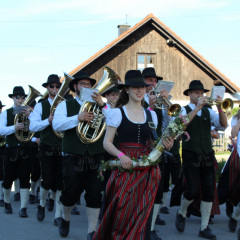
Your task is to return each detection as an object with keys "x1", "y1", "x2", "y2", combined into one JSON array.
[
  {"x1": 14, "y1": 85, "x2": 42, "y2": 143},
  {"x1": 76, "y1": 66, "x2": 119, "y2": 144},
  {"x1": 50, "y1": 73, "x2": 73, "y2": 138},
  {"x1": 199, "y1": 97, "x2": 233, "y2": 119},
  {"x1": 148, "y1": 88, "x2": 181, "y2": 116}
]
